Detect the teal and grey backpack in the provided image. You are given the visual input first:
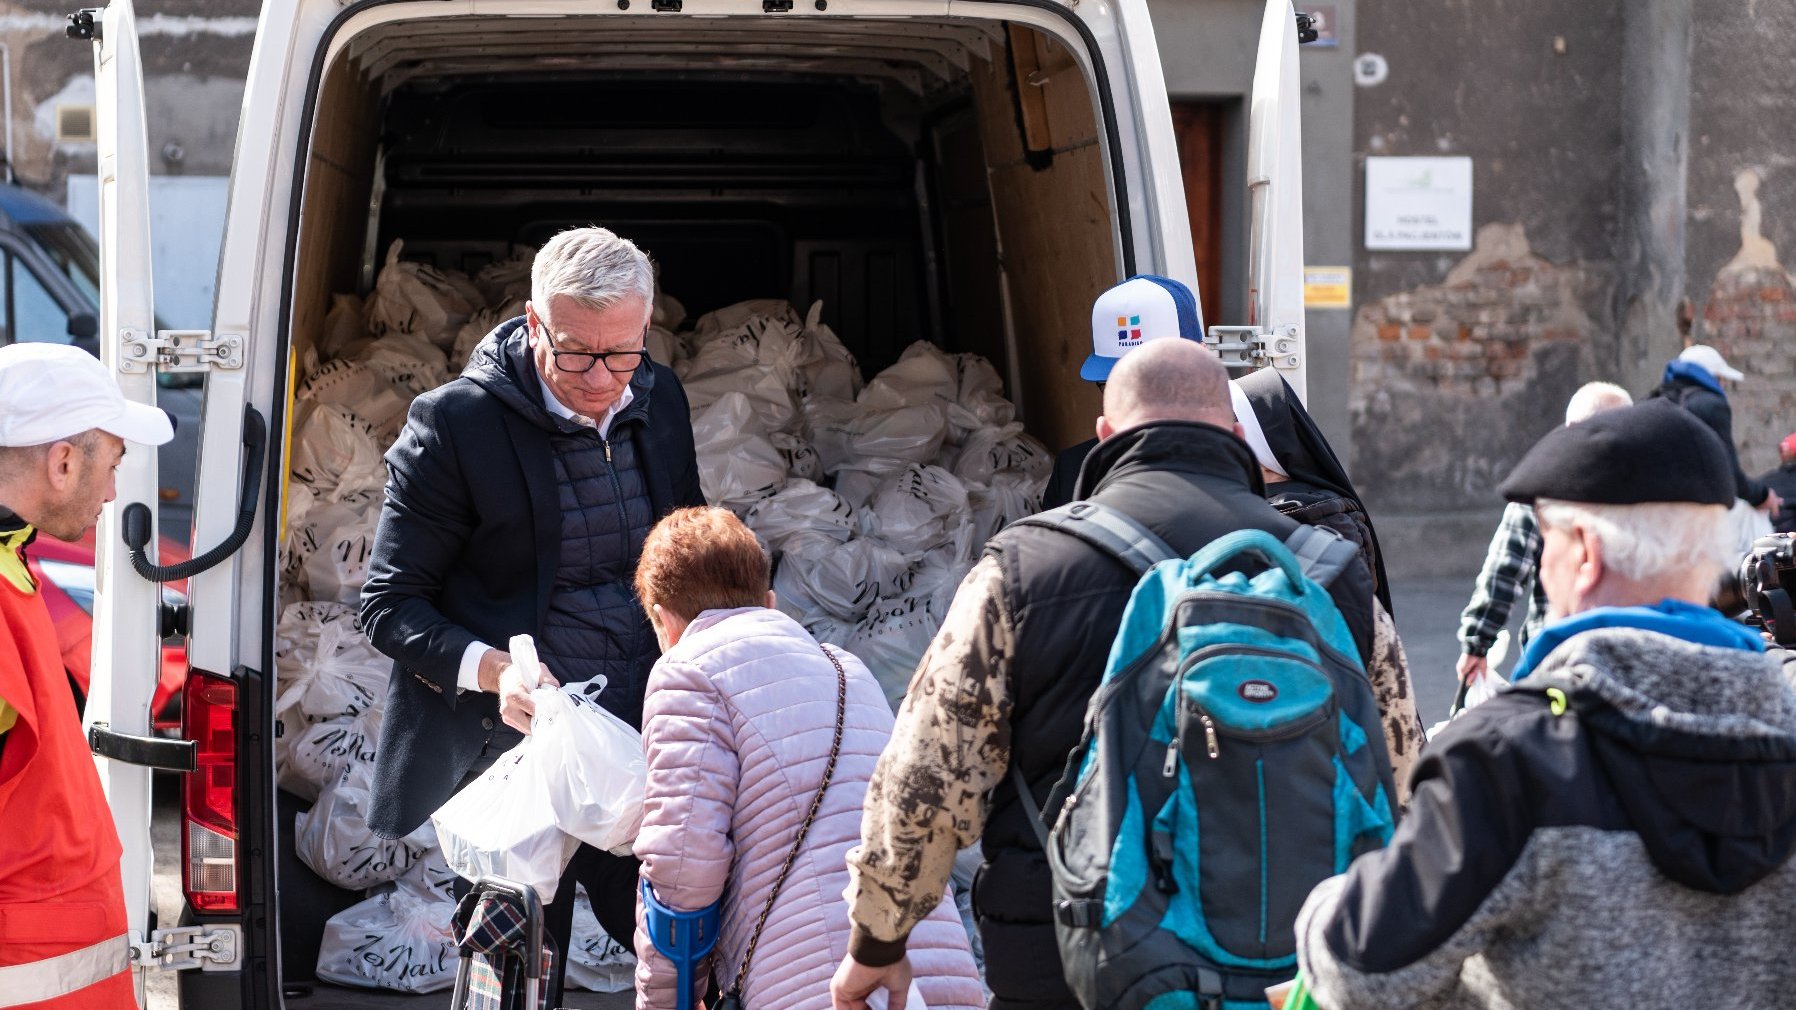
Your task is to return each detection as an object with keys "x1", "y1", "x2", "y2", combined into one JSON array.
[{"x1": 1011, "y1": 502, "x2": 1397, "y2": 1010}]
